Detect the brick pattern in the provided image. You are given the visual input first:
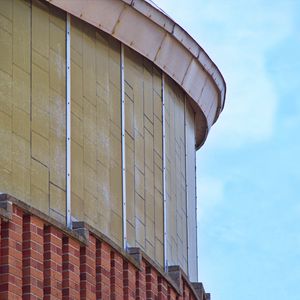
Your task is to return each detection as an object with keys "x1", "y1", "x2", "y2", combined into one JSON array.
[
  {"x1": 0, "y1": 204, "x2": 203, "y2": 300},
  {"x1": 22, "y1": 215, "x2": 44, "y2": 299}
]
